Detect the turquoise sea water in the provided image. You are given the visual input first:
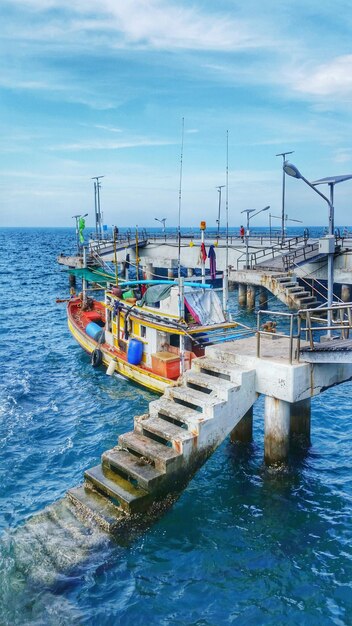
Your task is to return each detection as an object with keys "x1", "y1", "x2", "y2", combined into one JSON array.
[{"x1": 0, "y1": 227, "x2": 351, "y2": 625}]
